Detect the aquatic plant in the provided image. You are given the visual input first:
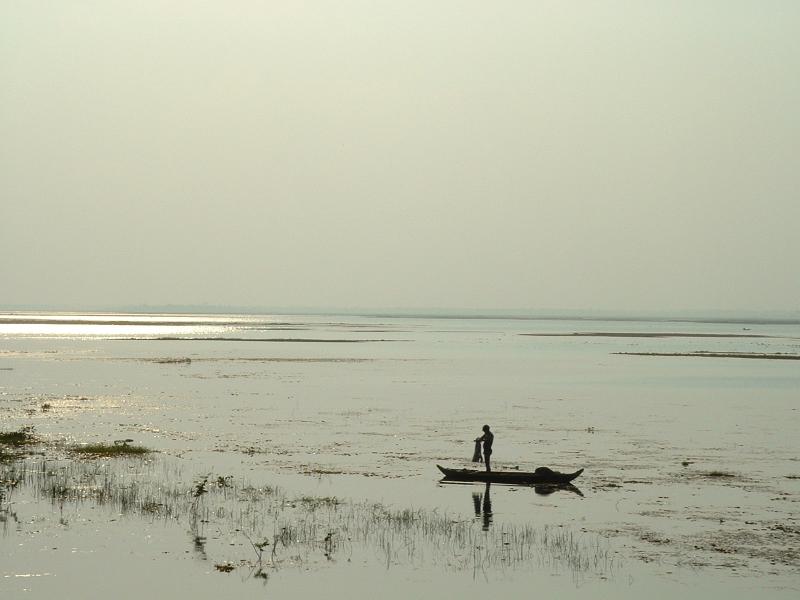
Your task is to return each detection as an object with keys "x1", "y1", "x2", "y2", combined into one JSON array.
[
  {"x1": 0, "y1": 445, "x2": 19, "y2": 463},
  {"x1": 71, "y1": 443, "x2": 152, "y2": 457},
  {"x1": 297, "y1": 495, "x2": 340, "y2": 509},
  {"x1": 0, "y1": 427, "x2": 38, "y2": 462},
  {"x1": 0, "y1": 457, "x2": 618, "y2": 582},
  {"x1": 154, "y1": 357, "x2": 192, "y2": 364},
  {"x1": 0, "y1": 426, "x2": 37, "y2": 446}
]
